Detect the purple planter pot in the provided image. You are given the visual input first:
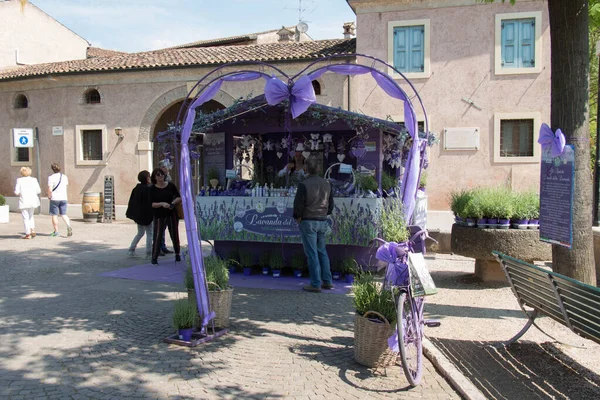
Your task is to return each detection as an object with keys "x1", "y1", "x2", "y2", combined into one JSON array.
[
  {"x1": 345, "y1": 274, "x2": 355, "y2": 284},
  {"x1": 294, "y1": 269, "x2": 303, "y2": 278},
  {"x1": 529, "y1": 219, "x2": 539, "y2": 229},
  {"x1": 332, "y1": 272, "x2": 341, "y2": 280},
  {"x1": 497, "y1": 218, "x2": 510, "y2": 229},
  {"x1": 511, "y1": 219, "x2": 529, "y2": 229},
  {"x1": 466, "y1": 218, "x2": 477, "y2": 227},
  {"x1": 178, "y1": 328, "x2": 194, "y2": 342},
  {"x1": 229, "y1": 266, "x2": 236, "y2": 274},
  {"x1": 487, "y1": 218, "x2": 499, "y2": 225},
  {"x1": 477, "y1": 218, "x2": 487, "y2": 228},
  {"x1": 262, "y1": 267, "x2": 270, "y2": 275},
  {"x1": 243, "y1": 267, "x2": 252, "y2": 276},
  {"x1": 272, "y1": 269, "x2": 281, "y2": 277}
]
